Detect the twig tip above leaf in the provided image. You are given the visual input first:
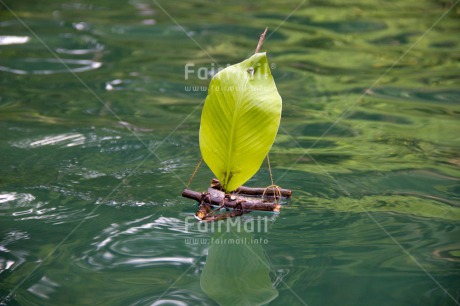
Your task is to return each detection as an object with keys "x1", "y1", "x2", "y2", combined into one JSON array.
[{"x1": 255, "y1": 27, "x2": 268, "y2": 54}]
